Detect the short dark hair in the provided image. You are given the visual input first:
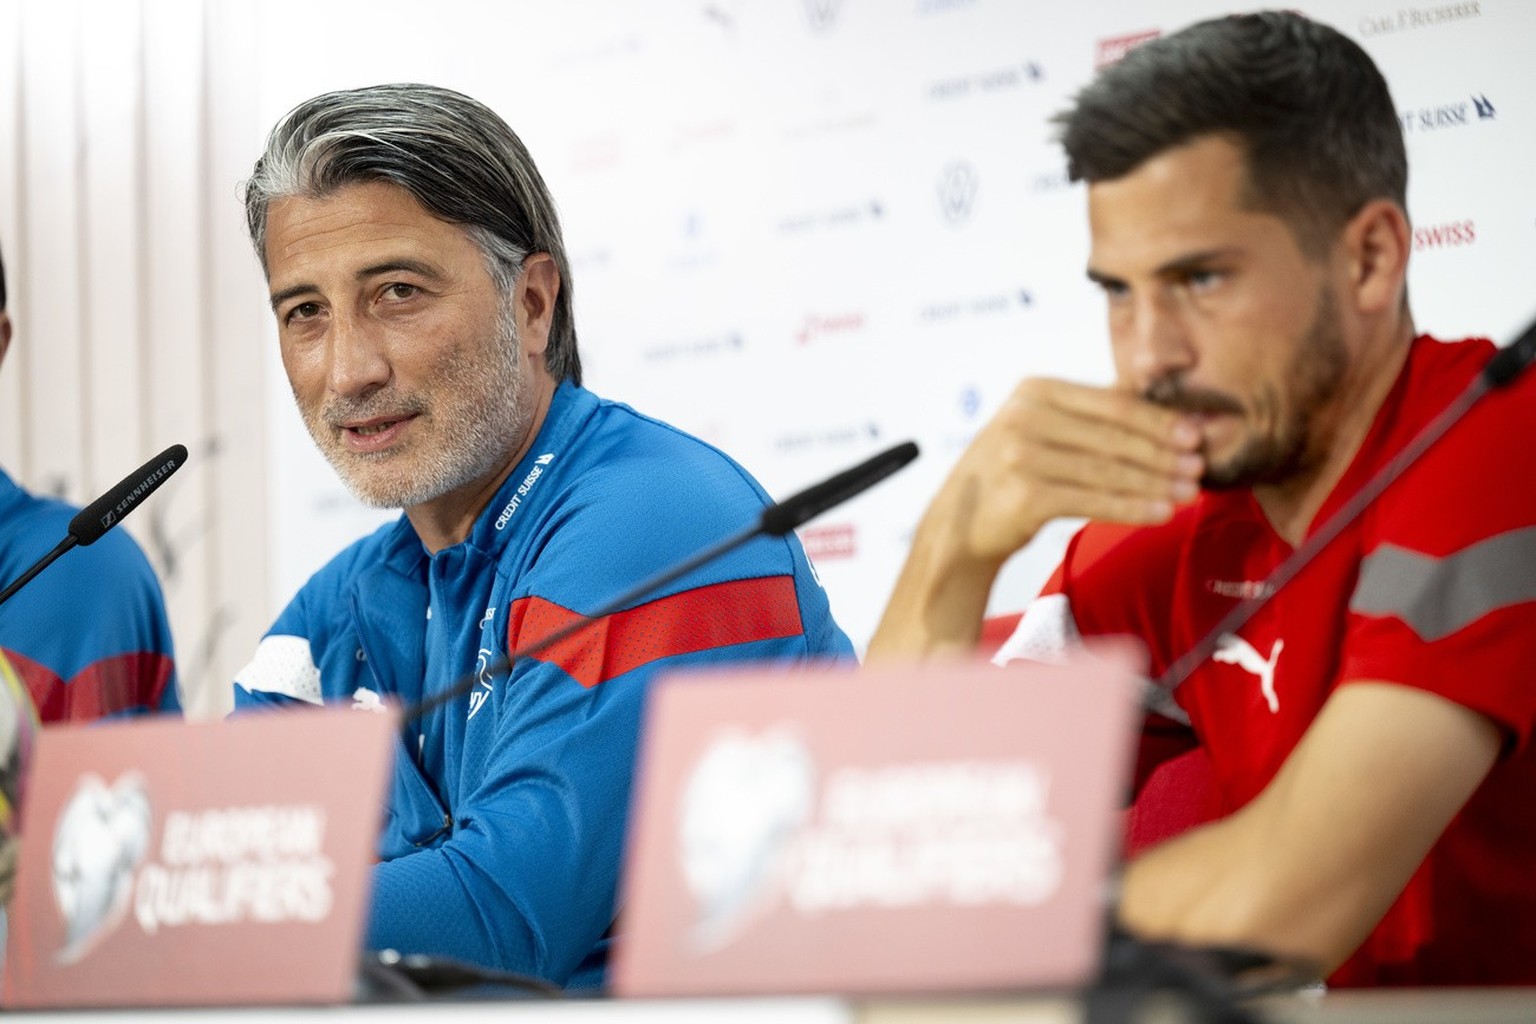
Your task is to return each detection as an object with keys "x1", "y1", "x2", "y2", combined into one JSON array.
[
  {"x1": 0, "y1": 238, "x2": 7, "y2": 312},
  {"x1": 1057, "y1": 11, "x2": 1407, "y2": 254},
  {"x1": 244, "y1": 83, "x2": 581, "y2": 386}
]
